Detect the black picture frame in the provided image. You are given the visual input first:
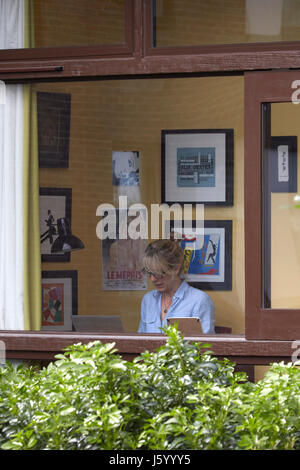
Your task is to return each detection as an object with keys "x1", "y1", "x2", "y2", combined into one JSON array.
[
  {"x1": 41, "y1": 270, "x2": 78, "y2": 331},
  {"x1": 40, "y1": 187, "x2": 72, "y2": 262},
  {"x1": 37, "y1": 91, "x2": 71, "y2": 168},
  {"x1": 269, "y1": 136, "x2": 297, "y2": 193},
  {"x1": 170, "y1": 219, "x2": 232, "y2": 290},
  {"x1": 161, "y1": 129, "x2": 234, "y2": 206}
]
